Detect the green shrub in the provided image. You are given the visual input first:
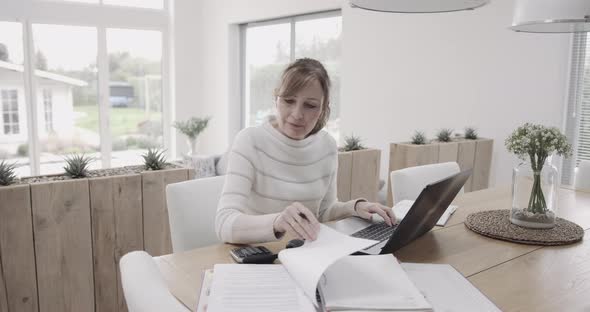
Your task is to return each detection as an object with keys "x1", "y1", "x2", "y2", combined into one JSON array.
[
  {"x1": 17, "y1": 144, "x2": 28, "y2": 157},
  {"x1": 113, "y1": 138, "x2": 128, "y2": 151}
]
